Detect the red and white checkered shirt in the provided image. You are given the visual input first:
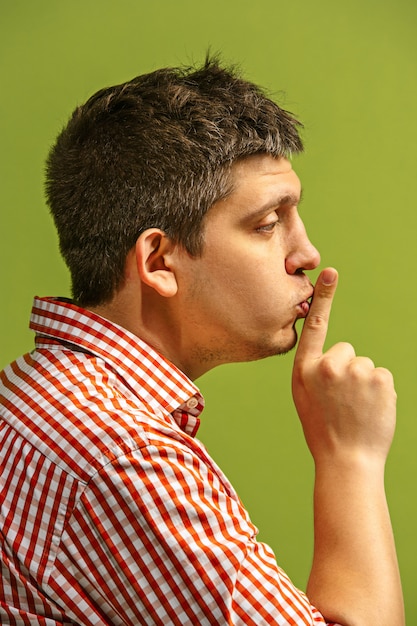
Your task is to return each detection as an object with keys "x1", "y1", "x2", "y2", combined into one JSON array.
[{"x1": 0, "y1": 297, "x2": 333, "y2": 625}]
